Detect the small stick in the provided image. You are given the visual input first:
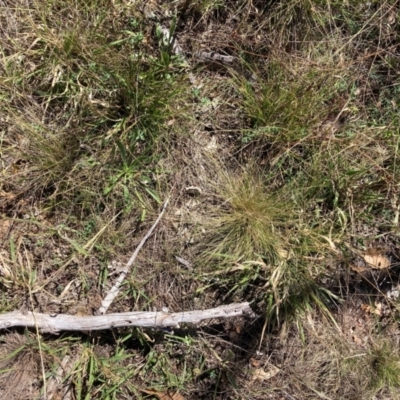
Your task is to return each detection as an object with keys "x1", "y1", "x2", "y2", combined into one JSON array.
[
  {"x1": 193, "y1": 51, "x2": 235, "y2": 65},
  {"x1": 98, "y1": 199, "x2": 169, "y2": 314}
]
